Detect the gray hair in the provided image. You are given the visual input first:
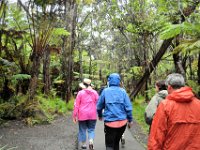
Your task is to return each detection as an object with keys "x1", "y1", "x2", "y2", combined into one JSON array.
[{"x1": 165, "y1": 73, "x2": 185, "y2": 89}]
